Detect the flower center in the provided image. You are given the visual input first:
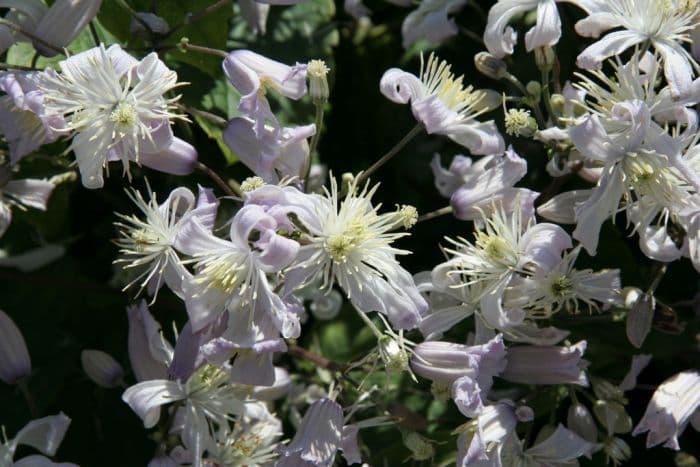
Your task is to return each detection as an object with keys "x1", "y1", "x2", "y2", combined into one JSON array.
[
  {"x1": 551, "y1": 275, "x2": 574, "y2": 298},
  {"x1": 110, "y1": 102, "x2": 137, "y2": 128},
  {"x1": 476, "y1": 233, "x2": 514, "y2": 263}
]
